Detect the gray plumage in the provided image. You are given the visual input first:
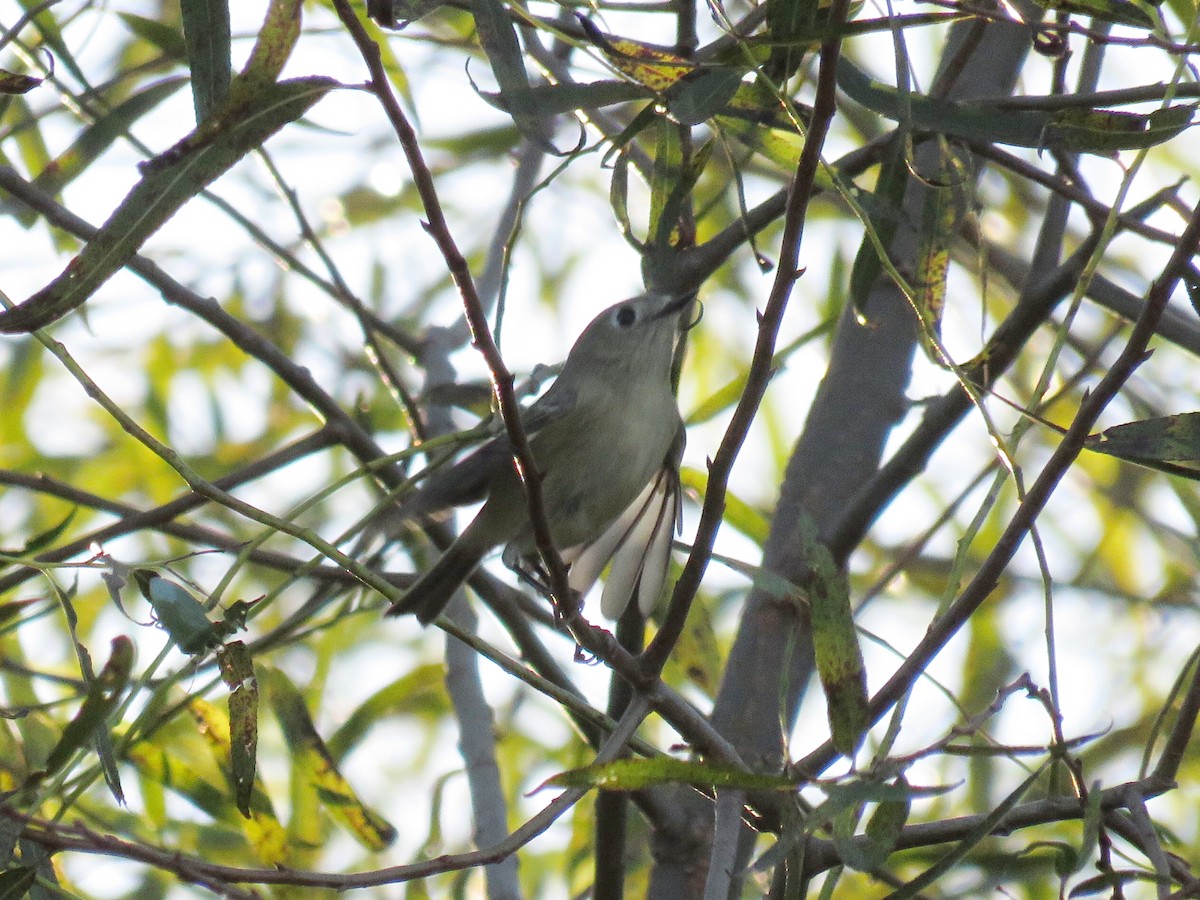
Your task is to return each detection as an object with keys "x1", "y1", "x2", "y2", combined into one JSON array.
[{"x1": 387, "y1": 292, "x2": 688, "y2": 624}]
